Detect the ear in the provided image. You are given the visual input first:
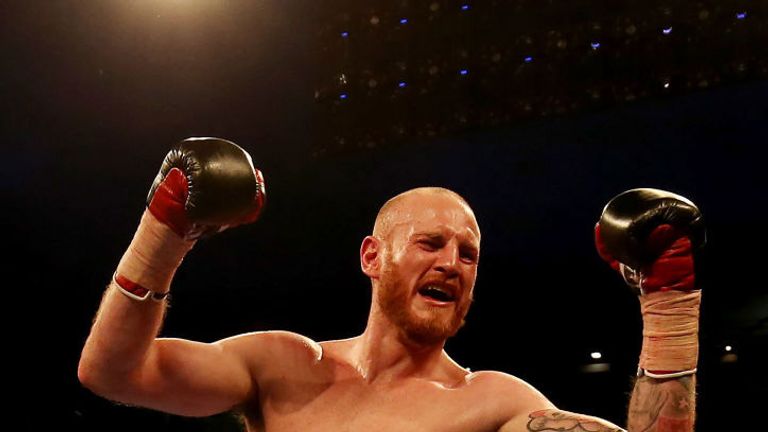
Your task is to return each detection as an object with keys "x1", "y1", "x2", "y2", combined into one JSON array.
[{"x1": 360, "y1": 235, "x2": 381, "y2": 278}]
